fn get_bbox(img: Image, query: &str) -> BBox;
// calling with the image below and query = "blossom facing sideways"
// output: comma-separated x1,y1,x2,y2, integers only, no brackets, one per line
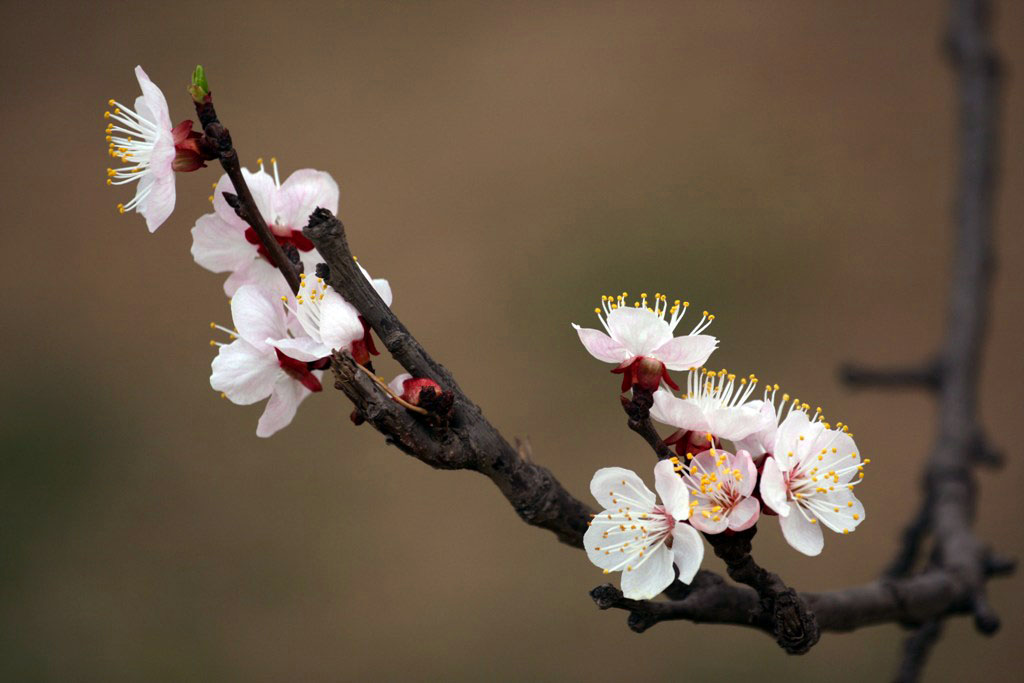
676,446,760,534
191,159,339,299
275,269,392,365
573,293,718,392
650,368,775,444
584,461,704,599
209,284,328,437
106,66,210,232
759,411,867,556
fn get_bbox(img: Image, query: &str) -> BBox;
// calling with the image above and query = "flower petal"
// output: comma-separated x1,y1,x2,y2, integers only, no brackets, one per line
779,508,824,556
590,467,655,510
191,213,253,273
210,339,280,405
137,164,175,233
650,334,718,371
268,336,331,363
231,285,287,350
388,373,412,396
620,544,675,599
759,457,791,516
649,389,709,432
133,66,172,131
605,308,672,356
653,459,690,521
705,403,775,441
276,169,340,227
671,523,704,584
316,290,365,350
727,496,760,531
572,325,632,364
733,450,759,497
213,167,276,228
256,374,316,438
810,490,865,535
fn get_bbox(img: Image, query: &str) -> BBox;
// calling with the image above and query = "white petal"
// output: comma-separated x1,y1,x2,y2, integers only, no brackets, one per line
191,212,252,273
650,334,718,371
223,259,292,300
705,403,775,441
276,169,340,227
389,373,412,395
653,460,690,521
256,375,314,438
572,324,631,364
231,285,287,350
213,167,276,228
138,161,175,233
268,336,331,362
620,544,675,599
759,457,791,516
671,523,704,584
210,339,280,405
727,496,760,531
134,66,172,130
605,307,672,356
810,490,865,535
317,290,364,350
779,507,824,556
590,467,656,510
649,389,709,432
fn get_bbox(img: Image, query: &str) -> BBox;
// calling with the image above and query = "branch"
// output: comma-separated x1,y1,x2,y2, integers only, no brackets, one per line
840,361,941,391
304,209,592,547
621,387,672,460
194,94,301,294
895,620,944,683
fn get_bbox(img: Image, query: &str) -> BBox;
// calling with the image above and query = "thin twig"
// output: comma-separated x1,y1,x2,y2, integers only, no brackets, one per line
193,94,301,294
353,361,429,414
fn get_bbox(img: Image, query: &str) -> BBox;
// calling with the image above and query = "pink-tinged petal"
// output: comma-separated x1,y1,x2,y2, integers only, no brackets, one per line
688,505,729,534
572,325,632,364
732,400,777,457
317,290,364,349
759,457,791,516
223,259,292,300
779,508,824,556
590,467,655,510
268,336,331,363
137,167,175,233
256,375,314,438
811,429,861,484
191,212,253,272
210,339,280,405
728,496,760,531
705,402,775,441
231,285,287,350
653,460,690,521
212,167,276,227
276,169,340,227
733,450,759,497
650,389,709,432
389,373,412,396
671,523,704,584
620,545,675,599
651,334,718,371
773,411,814,472
606,308,672,356
812,490,865,535
133,66,172,131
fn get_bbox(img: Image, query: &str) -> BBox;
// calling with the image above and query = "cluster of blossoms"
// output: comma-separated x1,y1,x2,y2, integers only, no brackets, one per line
107,66,396,437
108,66,869,602
575,293,868,599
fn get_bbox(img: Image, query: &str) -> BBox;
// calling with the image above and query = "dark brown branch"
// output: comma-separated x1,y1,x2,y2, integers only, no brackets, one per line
840,361,941,391
305,209,592,547
705,528,819,653
293,0,1011,651
194,95,301,294
622,387,671,460
895,621,944,683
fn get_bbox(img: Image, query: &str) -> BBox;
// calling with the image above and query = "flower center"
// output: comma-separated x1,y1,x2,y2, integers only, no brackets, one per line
682,367,761,411
592,291,714,336
244,226,315,262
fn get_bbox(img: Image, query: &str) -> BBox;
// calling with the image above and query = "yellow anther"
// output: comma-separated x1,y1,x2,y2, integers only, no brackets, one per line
853,514,860,520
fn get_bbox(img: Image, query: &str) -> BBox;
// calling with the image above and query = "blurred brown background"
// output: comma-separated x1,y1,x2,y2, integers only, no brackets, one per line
1,0,1021,680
